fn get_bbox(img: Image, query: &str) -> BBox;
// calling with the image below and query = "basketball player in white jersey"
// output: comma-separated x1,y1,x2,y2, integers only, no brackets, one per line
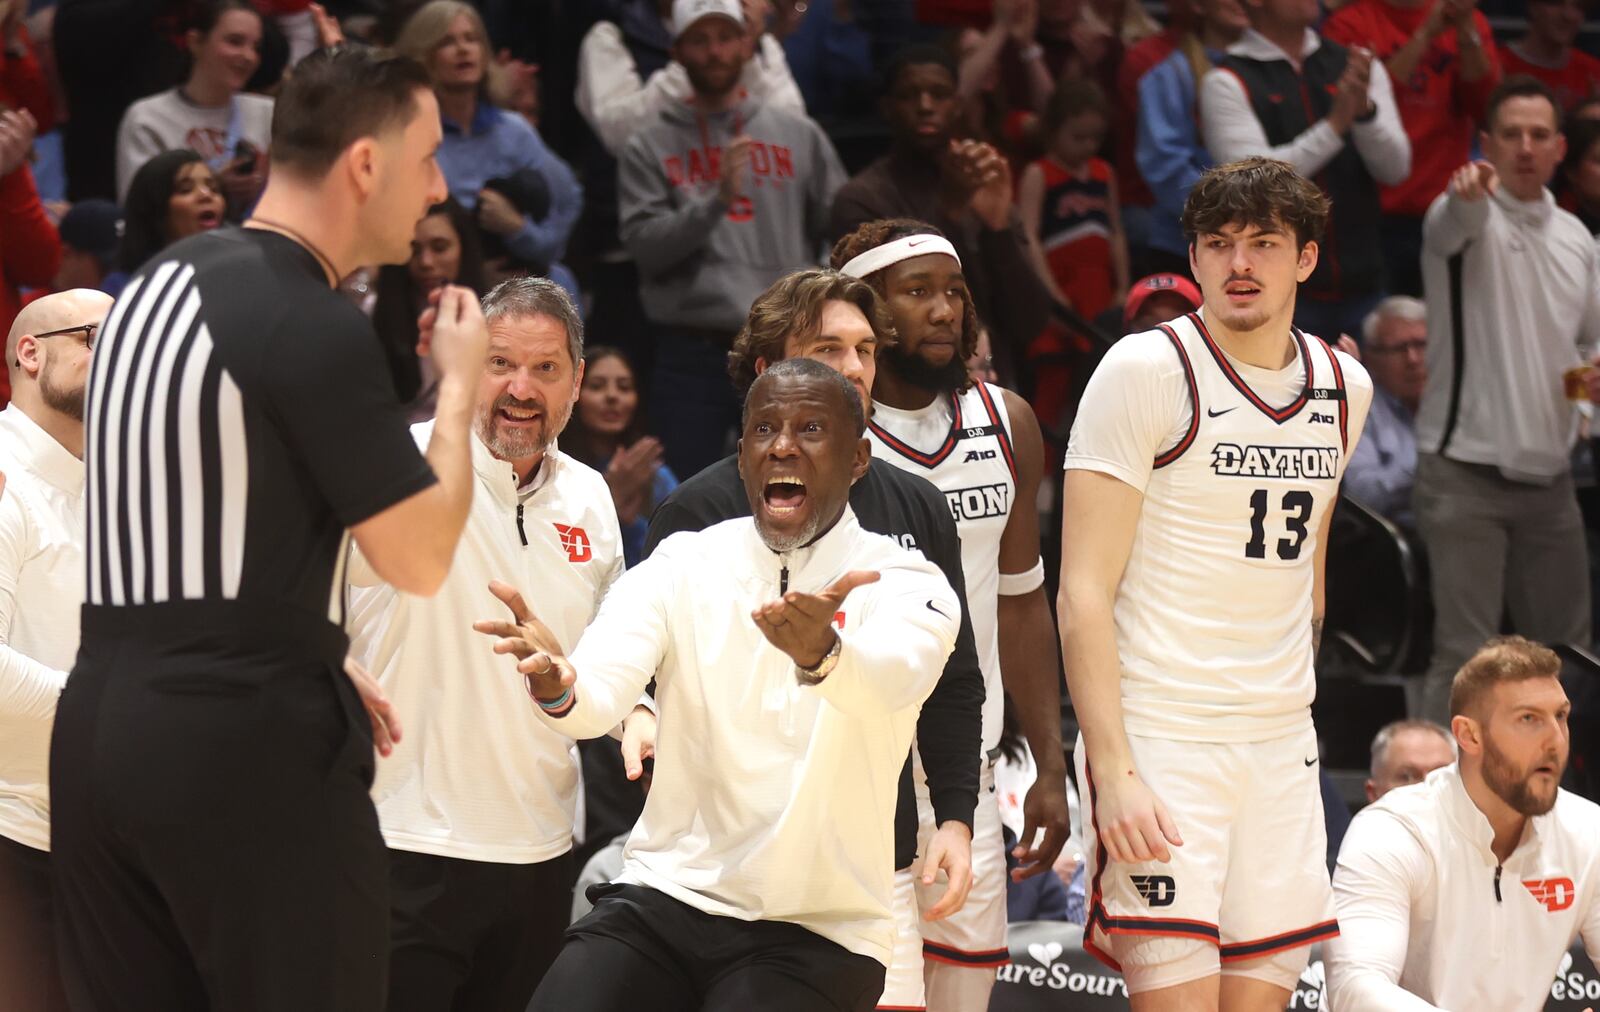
1058,157,1373,1011
835,219,1070,1012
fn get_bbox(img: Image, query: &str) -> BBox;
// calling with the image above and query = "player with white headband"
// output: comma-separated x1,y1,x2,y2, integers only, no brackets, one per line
834,218,1069,1012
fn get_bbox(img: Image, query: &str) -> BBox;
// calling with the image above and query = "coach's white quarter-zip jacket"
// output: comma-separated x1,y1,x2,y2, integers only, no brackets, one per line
1327,763,1600,1011
540,508,960,965
348,423,623,864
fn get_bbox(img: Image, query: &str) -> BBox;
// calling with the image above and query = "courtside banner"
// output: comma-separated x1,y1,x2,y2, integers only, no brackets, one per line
988,922,1600,1011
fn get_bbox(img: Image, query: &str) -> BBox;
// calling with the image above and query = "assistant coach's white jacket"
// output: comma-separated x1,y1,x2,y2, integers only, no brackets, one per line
348,424,623,864
539,508,959,965
1327,763,1600,1011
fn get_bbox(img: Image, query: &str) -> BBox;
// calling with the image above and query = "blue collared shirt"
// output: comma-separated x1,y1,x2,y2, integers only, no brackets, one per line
437,102,584,269
1344,386,1417,525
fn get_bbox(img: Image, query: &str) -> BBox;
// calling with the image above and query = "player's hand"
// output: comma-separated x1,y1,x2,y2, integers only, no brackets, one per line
343,656,401,758
1094,770,1183,864
422,284,490,383
620,704,657,793
919,820,974,921
1449,160,1498,202
751,570,880,670
473,579,575,703
719,135,754,205
1012,775,1071,880
1336,333,1361,361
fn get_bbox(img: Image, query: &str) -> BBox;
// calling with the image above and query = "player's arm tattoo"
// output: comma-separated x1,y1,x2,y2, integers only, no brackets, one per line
1312,616,1324,655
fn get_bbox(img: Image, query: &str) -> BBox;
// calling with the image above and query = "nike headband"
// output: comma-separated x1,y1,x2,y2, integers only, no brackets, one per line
840,234,961,279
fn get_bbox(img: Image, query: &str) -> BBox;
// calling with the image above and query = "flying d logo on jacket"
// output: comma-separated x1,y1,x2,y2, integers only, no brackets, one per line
552,524,592,563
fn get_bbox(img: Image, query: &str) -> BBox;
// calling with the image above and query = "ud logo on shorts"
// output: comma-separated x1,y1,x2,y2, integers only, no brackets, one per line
1129,874,1177,907
552,523,592,564
1524,877,1577,912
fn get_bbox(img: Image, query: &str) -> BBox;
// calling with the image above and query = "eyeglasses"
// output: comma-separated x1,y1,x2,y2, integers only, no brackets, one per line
34,323,99,350
1368,339,1426,357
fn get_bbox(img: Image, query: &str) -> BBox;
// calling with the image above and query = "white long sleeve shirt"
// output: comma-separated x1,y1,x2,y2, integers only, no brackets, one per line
1200,28,1410,186
347,426,623,864
541,509,959,964
1415,185,1600,483
0,405,85,852
575,21,805,157
1327,764,1600,1011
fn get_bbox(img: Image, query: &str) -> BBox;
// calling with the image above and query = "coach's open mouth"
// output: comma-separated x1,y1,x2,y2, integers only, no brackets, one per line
762,475,807,518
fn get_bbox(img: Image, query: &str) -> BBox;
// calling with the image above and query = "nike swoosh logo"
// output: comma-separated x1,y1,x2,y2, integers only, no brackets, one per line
907,237,931,247
926,600,950,619
1207,406,1237,418
1304,757,1318,767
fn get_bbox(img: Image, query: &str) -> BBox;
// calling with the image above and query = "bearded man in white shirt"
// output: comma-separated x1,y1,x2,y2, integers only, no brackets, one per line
0,288,111,1012
1328,635,1600,1011
477,358,961,1012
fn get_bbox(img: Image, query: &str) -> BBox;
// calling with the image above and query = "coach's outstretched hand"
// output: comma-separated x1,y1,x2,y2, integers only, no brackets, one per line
1095,772,1184,865
751,570,880,671
473,579,575,704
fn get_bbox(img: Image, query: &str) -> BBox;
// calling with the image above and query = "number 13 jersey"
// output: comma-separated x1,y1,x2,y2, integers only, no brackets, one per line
1064,311,1372,743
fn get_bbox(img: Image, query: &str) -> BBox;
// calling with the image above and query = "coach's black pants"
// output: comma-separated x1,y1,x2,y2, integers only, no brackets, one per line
387,848,574,1012
50,604,387,1012
0,833,69,1011
532,883,886,1012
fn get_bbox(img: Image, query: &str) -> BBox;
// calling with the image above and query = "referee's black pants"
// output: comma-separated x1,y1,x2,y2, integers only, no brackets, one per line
386,848,574,1012
0,833,70,1012
49,605,388,1012
531,883,886,1012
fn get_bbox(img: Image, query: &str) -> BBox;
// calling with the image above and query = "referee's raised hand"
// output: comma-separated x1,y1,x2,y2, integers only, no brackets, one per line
416,284,490,383
473,579,574,703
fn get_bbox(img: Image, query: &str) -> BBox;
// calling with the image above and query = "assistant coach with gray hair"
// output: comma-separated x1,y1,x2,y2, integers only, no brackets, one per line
348,277,656,1012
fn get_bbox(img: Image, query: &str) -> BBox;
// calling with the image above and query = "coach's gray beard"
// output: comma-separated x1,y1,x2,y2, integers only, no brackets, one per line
477,394,570,462
40,368,85,422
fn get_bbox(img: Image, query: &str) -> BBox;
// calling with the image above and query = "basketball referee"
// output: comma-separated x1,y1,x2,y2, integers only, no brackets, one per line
49,48,490,1012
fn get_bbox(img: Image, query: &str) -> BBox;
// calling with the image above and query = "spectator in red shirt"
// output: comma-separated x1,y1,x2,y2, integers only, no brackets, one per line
1500,0,1600,115
1324,0,1501,298
0,5,55,133
0,109,62,409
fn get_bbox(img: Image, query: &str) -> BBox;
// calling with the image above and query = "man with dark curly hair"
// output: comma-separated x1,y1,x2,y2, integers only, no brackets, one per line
832,217,1069,1012
1059,157,1373,1010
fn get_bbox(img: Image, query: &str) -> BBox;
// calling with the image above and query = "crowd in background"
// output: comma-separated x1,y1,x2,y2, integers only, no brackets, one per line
2,0,1598,921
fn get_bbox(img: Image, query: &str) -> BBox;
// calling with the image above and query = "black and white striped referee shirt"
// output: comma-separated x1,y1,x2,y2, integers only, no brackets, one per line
79,227,436,660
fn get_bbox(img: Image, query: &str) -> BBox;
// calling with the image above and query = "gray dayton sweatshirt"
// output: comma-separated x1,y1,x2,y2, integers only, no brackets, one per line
618,92,846,333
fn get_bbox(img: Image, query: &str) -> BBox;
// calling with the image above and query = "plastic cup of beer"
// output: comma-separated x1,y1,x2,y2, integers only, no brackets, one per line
1565,364,1596,403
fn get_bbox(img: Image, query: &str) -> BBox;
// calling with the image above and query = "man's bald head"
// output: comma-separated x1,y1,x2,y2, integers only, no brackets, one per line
8,289,111,439
7,289,113,371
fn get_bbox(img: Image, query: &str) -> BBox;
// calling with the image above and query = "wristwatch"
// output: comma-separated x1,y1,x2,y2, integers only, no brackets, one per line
794,633,842,686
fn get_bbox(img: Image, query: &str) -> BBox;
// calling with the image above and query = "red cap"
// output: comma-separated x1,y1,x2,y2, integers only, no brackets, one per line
1124,273,1202,328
